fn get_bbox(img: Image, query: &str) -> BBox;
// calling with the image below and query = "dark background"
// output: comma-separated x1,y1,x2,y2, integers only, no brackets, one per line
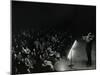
12,1,96,35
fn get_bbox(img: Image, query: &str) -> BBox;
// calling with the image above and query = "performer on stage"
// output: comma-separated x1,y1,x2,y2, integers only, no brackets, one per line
83,32,95,66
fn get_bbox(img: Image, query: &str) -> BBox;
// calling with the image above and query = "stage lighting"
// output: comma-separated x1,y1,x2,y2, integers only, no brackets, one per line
54,59,70,71
67,40,77,60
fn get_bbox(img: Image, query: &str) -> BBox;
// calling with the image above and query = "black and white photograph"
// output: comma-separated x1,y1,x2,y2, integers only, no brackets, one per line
12,0,96,74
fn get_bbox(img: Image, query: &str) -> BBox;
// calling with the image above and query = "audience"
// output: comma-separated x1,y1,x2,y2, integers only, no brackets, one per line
12,30,73,74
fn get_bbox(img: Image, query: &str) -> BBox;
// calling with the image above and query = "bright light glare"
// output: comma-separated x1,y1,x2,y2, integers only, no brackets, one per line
67,40,77,60
54,59,69,71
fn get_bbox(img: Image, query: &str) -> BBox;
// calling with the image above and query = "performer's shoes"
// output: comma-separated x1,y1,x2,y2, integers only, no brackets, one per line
86,62,92,67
